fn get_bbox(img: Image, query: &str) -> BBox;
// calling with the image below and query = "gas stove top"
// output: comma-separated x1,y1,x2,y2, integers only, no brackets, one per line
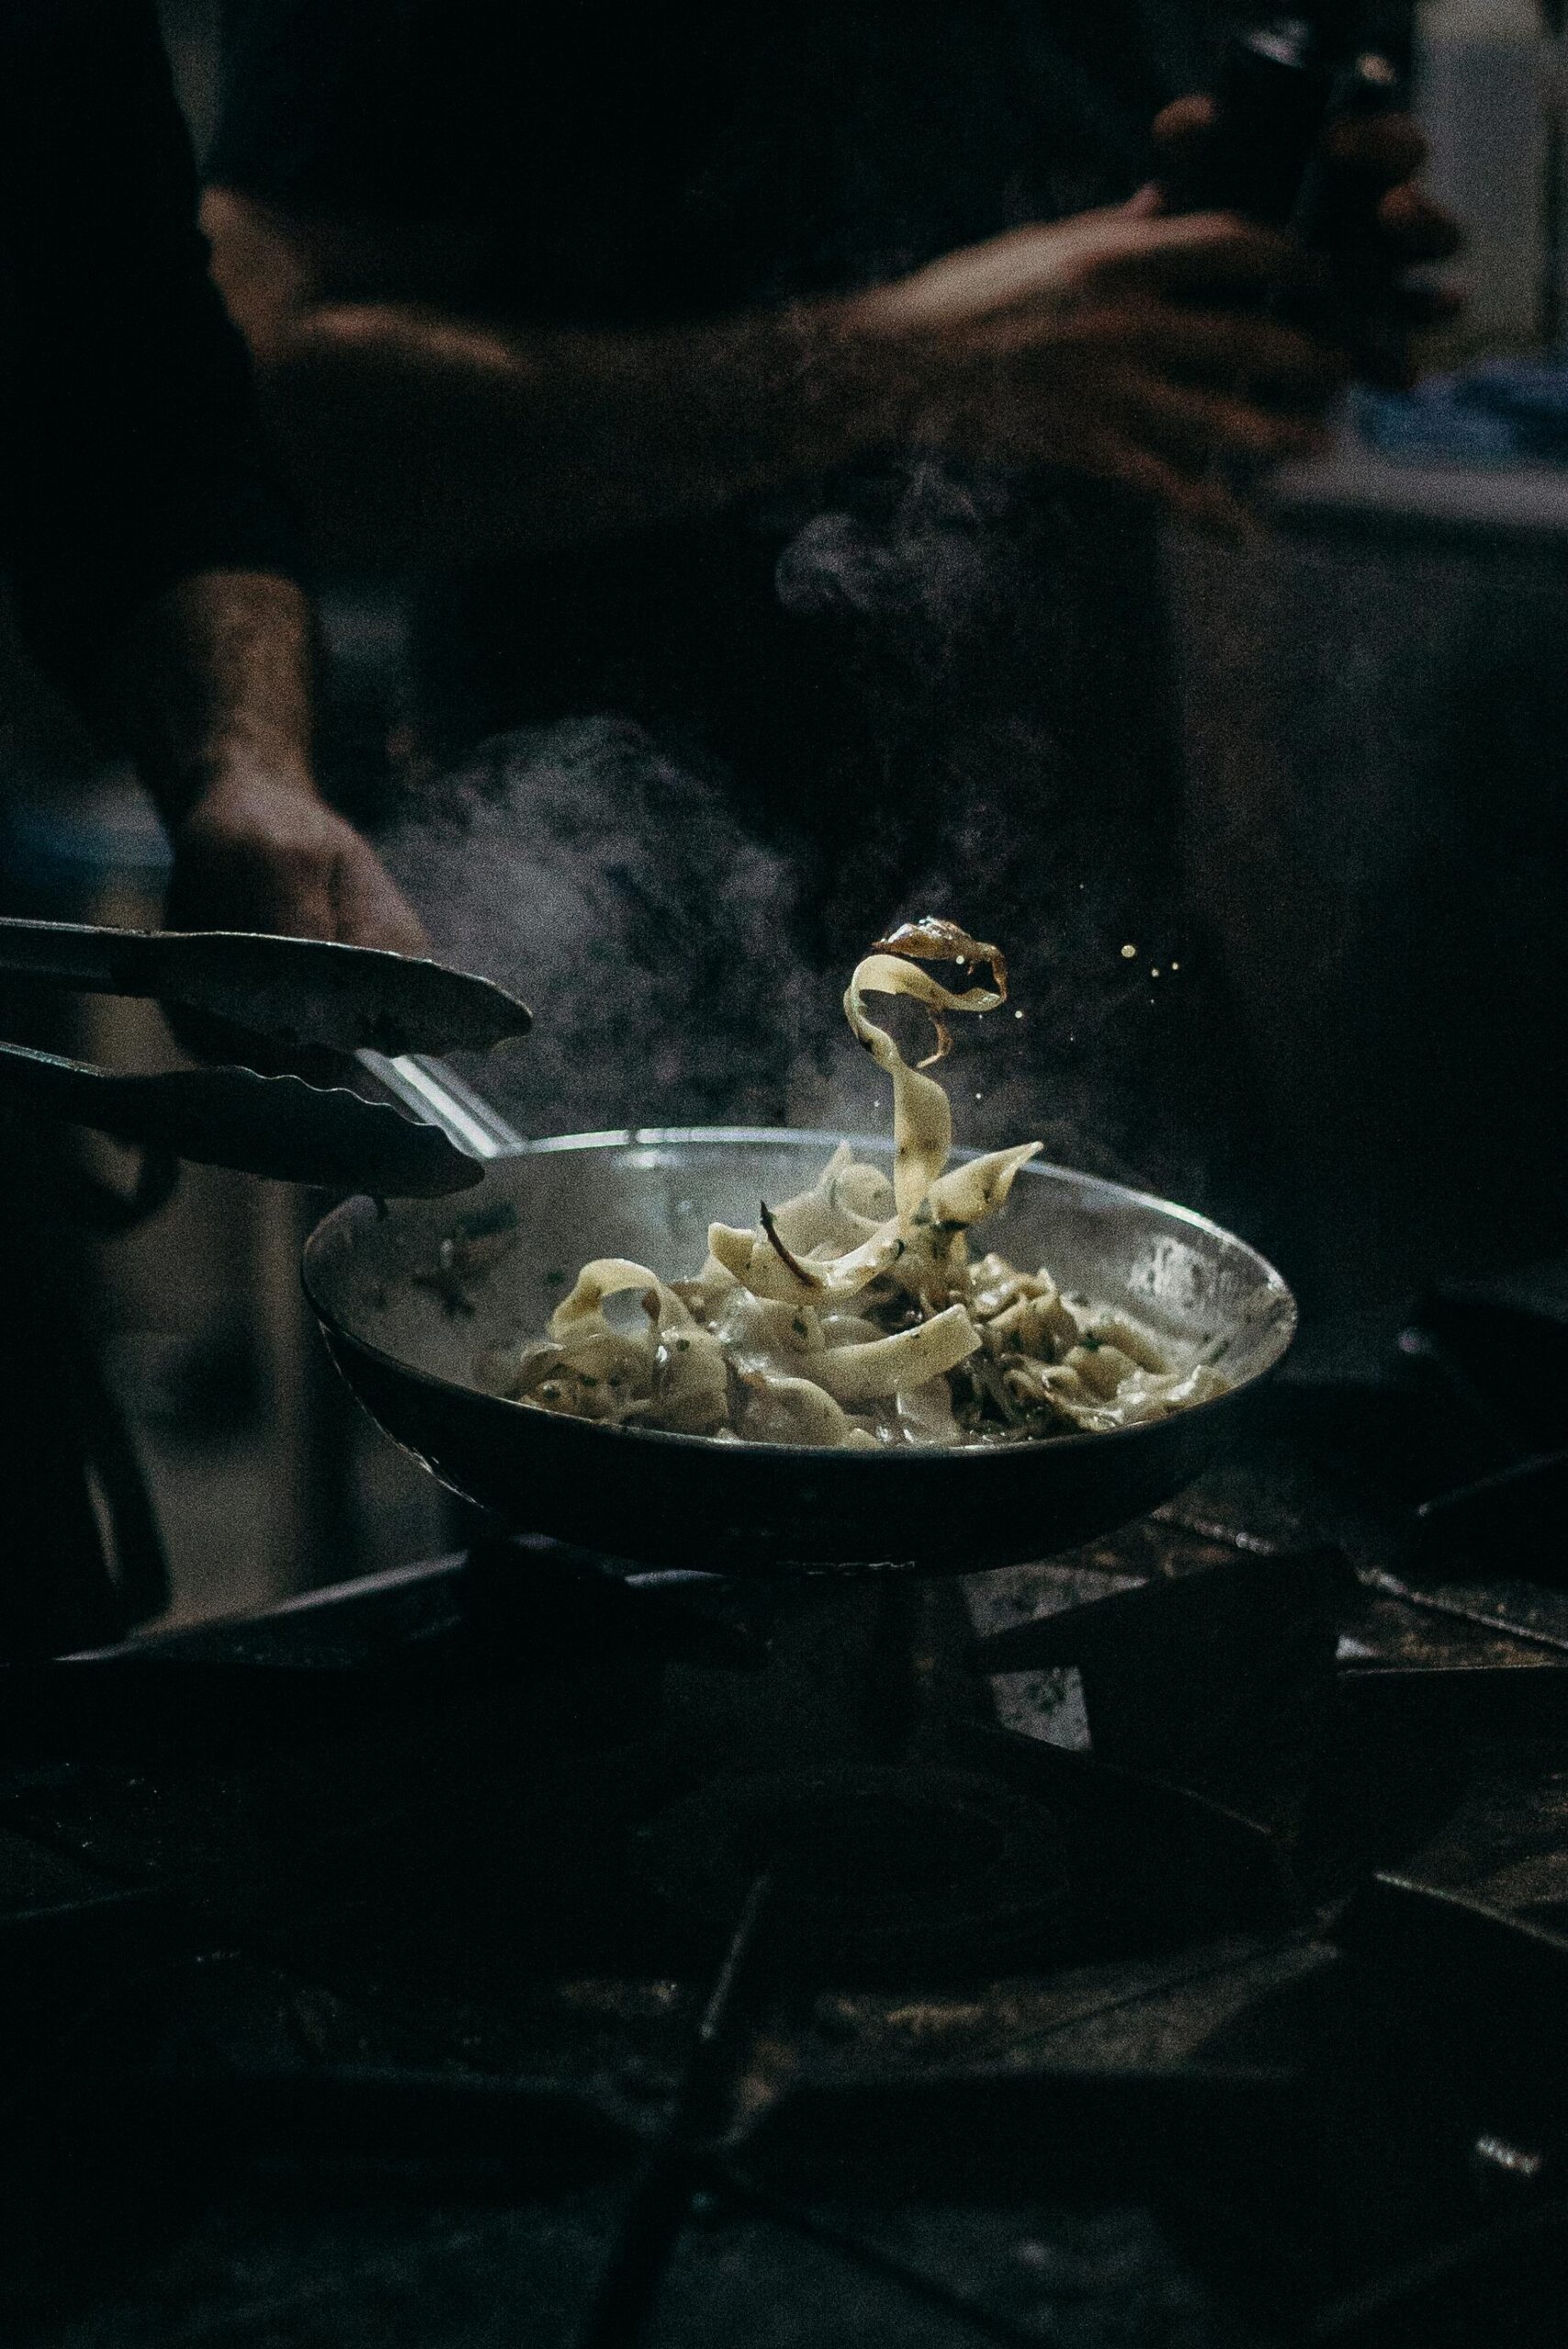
5,1268,1568,2347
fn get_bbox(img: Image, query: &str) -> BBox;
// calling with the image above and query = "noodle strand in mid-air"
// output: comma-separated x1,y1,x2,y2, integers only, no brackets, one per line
474,924,1229,1447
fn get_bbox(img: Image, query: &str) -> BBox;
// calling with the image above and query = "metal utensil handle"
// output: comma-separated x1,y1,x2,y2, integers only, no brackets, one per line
0,1041,480,1196
356,1051,526,1159
0,915,532,1058
0,916,121,992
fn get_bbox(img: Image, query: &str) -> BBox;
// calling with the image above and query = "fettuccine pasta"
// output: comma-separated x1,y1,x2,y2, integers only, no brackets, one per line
473,921,1229,1447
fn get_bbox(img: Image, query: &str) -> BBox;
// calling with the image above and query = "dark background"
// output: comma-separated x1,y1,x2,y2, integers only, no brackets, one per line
4,0,1565,1623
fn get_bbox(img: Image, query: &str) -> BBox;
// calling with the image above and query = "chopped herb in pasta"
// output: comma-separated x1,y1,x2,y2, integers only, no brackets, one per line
473,924,1229,1447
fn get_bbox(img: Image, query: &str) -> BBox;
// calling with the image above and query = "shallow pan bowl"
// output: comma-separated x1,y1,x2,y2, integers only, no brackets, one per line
303,1128,1296,1575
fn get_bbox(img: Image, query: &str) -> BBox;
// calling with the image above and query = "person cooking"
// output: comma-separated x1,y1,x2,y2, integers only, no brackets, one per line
202,3,1456,1186
2,0,424,952
0,0,425,1653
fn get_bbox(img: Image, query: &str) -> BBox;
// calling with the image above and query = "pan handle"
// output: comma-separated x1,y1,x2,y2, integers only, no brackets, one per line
355,1051,524,1159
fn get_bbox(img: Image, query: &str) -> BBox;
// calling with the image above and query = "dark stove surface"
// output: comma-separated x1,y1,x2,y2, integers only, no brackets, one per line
7,1275,1568,2348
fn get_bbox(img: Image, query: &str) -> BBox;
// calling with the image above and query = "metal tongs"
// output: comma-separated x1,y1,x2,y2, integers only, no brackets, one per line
0,915,530,1196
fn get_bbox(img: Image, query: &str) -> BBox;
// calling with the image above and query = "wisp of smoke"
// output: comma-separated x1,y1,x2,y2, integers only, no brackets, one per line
382,448,1239,1218
374,7,1253,1213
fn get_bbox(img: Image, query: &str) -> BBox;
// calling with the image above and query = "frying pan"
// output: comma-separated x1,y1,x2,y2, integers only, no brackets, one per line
303,1128,1296,1575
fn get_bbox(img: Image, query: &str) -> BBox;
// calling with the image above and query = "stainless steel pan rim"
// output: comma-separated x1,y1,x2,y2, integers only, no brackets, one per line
303,1128,1295,1579
306,1125,1295,1469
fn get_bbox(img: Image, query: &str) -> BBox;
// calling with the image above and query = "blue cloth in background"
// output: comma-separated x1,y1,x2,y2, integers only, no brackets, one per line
1354,360,1568,466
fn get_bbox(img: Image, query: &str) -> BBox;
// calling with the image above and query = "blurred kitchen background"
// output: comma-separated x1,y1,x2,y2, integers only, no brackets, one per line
2,0,1564,1625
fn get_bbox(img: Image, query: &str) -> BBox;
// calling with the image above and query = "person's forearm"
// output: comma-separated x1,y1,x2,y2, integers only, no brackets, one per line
99,568,427,954
99,570,318,829
249,300,906,565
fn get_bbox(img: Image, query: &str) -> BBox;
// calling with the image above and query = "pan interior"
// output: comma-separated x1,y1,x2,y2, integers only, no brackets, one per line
304,1128,1296,1430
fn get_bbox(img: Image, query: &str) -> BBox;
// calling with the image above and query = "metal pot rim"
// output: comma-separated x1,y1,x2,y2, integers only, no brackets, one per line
302,1125,1297,1469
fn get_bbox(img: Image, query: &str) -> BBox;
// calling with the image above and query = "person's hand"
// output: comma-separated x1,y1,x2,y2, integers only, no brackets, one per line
164,769,427,952
1153,96,1463,384
853,202,1349,534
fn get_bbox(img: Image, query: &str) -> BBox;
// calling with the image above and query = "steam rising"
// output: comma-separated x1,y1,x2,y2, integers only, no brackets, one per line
373,0,1253,1218
381,453,1236,1214
384,715,816,1133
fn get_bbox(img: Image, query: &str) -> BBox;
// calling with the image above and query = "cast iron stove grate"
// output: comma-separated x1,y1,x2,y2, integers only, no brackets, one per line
4,1266,1568,2343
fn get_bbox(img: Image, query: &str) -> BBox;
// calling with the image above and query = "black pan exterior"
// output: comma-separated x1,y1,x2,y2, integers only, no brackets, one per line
303,1130,1296,1576
310,1315,1269,1574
